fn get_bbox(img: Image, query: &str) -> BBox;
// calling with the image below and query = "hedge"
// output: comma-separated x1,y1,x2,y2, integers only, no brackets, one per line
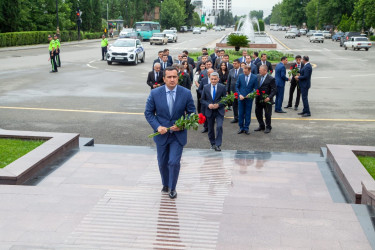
370,36,375,41
0,31,103,47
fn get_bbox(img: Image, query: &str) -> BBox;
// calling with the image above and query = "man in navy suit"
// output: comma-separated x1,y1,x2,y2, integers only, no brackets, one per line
252,52,261,66
153,50,164,69
274,56,290,113
145,67,196,199
227,59,243,123
210,47,219,63
163,49,174,65
235,65,257,135
160,54,172,71
238,50,248,63
245,55,258,75
146,63,164,90
285,55,304,110
182,50,195,69
198,68,214,133
295,56,312,117
200,72,226,151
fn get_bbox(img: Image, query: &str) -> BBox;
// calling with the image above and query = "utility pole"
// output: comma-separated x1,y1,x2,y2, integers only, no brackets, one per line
107,3,109,34
56,0,59,30
316,0,319,30
160,0,163,28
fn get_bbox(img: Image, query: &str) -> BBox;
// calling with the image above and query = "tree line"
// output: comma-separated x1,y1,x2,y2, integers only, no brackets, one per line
265,0,375,33
0,0,199,33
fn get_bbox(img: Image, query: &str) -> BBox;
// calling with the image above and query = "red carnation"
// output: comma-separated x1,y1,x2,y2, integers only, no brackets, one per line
262,91,265,94
198,113,206,124
256,89,260,93
234,92,239,99
201,74,204,78
181,72,185,76
225,109,228,112
290,66,293,70
154,82,158,85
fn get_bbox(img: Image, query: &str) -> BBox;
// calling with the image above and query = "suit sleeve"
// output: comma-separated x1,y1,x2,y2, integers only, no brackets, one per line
200,87,210,107
186,90,196,114
268,77,277,99
146,72,153,88
144,92,161,131
298,66,312,81
235,77,242,96
281,67,289,81
227,73,232,93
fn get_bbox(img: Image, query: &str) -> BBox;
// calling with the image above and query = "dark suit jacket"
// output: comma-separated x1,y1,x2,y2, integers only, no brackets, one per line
144,85,196,146
256,74,277,104
238,56,247,63
275,62,289,87
167,55,173,65
147,70,164,90
256,61,273,74
187,57,195,69
200,83,226,117
298,63,312,89
160,61,172,71
153,58,163,69
179,72,191,90
198,77,210,96
290,62,305,85
235,73,257,97
227,67,243,93
252,57,261,66
210,53,218,63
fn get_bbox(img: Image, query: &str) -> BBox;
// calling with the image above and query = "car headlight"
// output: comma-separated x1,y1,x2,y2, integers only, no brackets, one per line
128,49,134,53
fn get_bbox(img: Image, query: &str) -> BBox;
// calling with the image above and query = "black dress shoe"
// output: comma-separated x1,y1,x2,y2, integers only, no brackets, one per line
301,114,311,117
254,127,265,131
215,146,221,152
244,130,250,135
230,119,238,123
275,110,287,113
210,145,216,149
237,129,244,134
264,128,271,133
161,186,169,193
294,107,298,110
201,128,208,133
297,112,305,115
169,190,177,199
284,106,292,109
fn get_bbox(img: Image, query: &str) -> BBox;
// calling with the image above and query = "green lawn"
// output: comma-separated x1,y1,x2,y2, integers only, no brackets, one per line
0,138,45,168
358,156,375,180
189,49,294,64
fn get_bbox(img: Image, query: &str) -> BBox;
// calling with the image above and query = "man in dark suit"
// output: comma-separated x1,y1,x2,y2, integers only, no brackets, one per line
235,65,258,135
196,55,209,69
182,50,195,69
198,60,213,85
163,49,174,65
227,59,243,123
160,54,172,71
198,68,214,133
238,50,248,63
174,54,183,65
200,72,226,151
178,65,191,90
214,49,225,69
147,63,164,90
217,54,233,70
245,55,258,75
153,51,164,68
274,56,290,113
210,47,219,63
295,56,312,117
252,52,261,66
285,55,304,110
145,67,196,199
256,53,273,74
255,65,277,133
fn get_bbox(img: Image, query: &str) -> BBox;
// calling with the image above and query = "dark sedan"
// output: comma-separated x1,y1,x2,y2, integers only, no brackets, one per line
332,32,344,42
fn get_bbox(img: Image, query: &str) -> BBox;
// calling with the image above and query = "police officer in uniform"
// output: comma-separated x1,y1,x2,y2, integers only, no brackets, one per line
48,35,58,73
54,34,61,67
101,34,108,60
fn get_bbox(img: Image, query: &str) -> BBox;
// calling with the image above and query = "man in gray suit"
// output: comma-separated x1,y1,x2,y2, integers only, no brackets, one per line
227,59,243,123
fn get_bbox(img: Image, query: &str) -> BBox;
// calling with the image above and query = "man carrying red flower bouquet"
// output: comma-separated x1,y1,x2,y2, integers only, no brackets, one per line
285,55,304,110
255,65,277,133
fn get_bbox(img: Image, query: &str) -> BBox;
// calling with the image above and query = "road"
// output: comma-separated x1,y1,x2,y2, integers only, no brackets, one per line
0,28,374,153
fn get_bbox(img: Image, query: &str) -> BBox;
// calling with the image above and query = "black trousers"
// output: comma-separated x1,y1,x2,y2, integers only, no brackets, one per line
101,47,107,60
50,52,57,72
55,49,60,67
287,80,301,107
255,102,272,129
232,98,239,120
196,89,201,114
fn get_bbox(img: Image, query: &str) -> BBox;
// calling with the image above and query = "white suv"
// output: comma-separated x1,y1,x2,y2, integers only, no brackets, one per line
309,33,324,43
106,39,145,65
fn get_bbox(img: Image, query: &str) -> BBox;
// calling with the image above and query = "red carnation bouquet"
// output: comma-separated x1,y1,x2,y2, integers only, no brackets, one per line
178,72,185,86
288,65,299,77
148,113,206,138
258,90,271,104
219,91,237,111
154,82,159,88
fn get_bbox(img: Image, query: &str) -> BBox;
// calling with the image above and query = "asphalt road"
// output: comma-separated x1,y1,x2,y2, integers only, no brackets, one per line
0,28,374,153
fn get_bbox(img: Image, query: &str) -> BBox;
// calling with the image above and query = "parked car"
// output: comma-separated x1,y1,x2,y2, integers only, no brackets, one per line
200,26,207,32
119,31,143,41
193,27,201,34
306,30,316,37
170,27,177,31
187,26,193,32
149,33,168,45
119,28,134,37
180,26,188,32
282,26,288,31
162,29,178,43
332,32,344,41
285,31,296,39
220,26,226,31
344,37,372,51
214,26,221,32
106,38,145,65
323,31,332,39
309,33,324,43
299,29,307,35
290,28,301,37
340,32,361,47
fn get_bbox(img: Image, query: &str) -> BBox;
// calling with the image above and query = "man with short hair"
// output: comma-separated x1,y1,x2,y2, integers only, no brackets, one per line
101,34,108,61
274,56,290,113
252,51,261,65
145,67,196,199
285,55,304,110
48,34,58,73
210,47,219,63
255,65,277,133
198,68,214,133
174,54,183,65
197,55,208,69
200,72,226,151
227,59,243,123
218,54,233,70
295,56,312,117
256,53,273,74
198,60,213,85
236,65,257,135
163,49,173,65
153,51,164,68
245,55,257,75
147,63,164,90
161,54,172,71
238,50,248,63
198,48,208,61
214,49,225,69
182,50,195,69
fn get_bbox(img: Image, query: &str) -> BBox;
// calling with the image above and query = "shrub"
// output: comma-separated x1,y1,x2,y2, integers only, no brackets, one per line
227,34,250,51
370,36,375,41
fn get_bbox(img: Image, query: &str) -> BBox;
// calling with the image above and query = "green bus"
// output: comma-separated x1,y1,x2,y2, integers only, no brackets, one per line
134,21,161,40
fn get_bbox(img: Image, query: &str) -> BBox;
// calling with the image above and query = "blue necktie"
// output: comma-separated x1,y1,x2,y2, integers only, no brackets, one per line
245,76,249,85
260,76,265,87
167,91,174,116
213,86,216,100
235,69,238,78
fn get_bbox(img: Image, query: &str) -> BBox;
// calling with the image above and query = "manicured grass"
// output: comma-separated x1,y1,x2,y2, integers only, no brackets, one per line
358,156,375,180
189,49,294,64
0,138,45,168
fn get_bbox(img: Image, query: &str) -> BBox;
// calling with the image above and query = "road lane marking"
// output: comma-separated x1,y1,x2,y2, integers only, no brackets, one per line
0,106,374,122
87,59,99,69
312,76,333,79
351,74,375,77
267,32,291,50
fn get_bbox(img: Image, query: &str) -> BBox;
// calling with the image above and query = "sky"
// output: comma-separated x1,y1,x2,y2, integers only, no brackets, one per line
202,0,281,17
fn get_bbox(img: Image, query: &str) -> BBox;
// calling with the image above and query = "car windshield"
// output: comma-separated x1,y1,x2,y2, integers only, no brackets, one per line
113,40,135,47
356,37,368,41
163,30,174,34
124,32,138,37
135,23,151,31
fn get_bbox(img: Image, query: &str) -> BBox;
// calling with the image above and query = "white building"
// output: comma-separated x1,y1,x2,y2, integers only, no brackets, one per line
212,0,232,12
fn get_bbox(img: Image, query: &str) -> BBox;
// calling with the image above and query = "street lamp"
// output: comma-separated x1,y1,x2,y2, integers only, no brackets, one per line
56,0,59,36
160,0,163,28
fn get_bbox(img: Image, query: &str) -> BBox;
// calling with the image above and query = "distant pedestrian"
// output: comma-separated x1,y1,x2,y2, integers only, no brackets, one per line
54,34,61,67
48,35,57,73
101,34,108,60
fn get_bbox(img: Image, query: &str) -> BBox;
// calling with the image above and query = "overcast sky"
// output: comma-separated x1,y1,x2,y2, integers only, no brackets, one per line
202,0,281,17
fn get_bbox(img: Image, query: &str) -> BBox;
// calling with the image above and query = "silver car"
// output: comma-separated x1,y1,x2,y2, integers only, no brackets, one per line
106,39,145,65
285,31,296,39
193,27,201,34
150,33,168,45
162,30,178,43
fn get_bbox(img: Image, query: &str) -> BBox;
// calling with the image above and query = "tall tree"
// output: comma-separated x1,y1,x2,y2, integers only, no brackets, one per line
280,0,309,26
0,0,20,32
270,3,282,25
160,0,186,29
353,0,375,31
249,10,263,20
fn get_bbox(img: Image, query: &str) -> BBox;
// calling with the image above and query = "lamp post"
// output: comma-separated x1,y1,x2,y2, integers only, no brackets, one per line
160,0,163,28
56,0,59,35
316,0,320,30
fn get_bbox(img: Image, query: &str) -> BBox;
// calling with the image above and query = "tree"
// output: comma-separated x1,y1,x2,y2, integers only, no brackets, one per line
160,0,186,29
0,0,20,32
305,0,318,29
264,14,271,25
280,0,309,26
270,3,282,24
353,0,375,32
192,12,201,26
318,0,355,27
249,10,263,20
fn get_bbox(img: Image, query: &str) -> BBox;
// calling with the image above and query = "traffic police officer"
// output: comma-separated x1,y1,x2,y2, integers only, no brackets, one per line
101,34,108,60
48,35,58,73
54,34,61,67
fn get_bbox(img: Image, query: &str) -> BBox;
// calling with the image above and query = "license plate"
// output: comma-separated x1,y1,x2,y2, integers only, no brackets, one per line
115,57,123,60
